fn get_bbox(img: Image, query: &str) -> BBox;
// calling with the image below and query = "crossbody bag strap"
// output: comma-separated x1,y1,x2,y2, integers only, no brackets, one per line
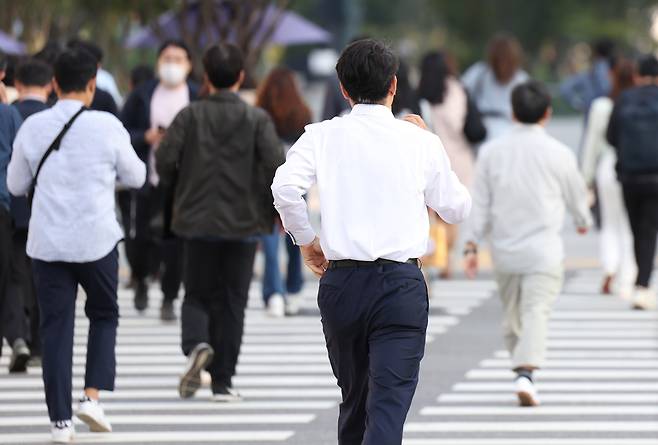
29,106,87,206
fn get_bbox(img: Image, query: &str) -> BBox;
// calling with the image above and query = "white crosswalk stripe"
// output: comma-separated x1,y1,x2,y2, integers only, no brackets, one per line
403,270,658,444
0,277,484,444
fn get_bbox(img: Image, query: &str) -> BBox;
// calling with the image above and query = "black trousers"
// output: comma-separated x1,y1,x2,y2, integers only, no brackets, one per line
622,182,658,287
3,229,36,351
32,247,119,422
0,206,11,357
318,262,428,445
181,239,257,390
131,186,183,302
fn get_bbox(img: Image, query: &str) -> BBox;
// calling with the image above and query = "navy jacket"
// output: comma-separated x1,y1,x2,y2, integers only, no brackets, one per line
11,99,49,228
0,104,23,212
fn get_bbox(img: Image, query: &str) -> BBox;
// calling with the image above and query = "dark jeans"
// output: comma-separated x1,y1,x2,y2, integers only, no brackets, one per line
261,225,304,303
131,185,183,302
0,206,11,357
3,229,36,352
33,247,119,422
622,181,658,287
318,262,428,445
181,239,257,390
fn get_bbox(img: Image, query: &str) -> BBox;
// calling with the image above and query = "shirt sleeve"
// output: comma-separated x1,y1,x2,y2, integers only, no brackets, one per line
464,149,492,244
271,129,317,246
114,119,146,189
580,101,607,185
7,121,32,197
560,150,593,229
424,136,472,224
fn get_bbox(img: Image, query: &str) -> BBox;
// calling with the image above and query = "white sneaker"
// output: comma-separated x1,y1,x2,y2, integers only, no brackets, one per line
51,420,75,443
515,376,540,407
266,294,285,318
632,287,657,310
76,396,112,432
211,385,243,402
285,294,301,316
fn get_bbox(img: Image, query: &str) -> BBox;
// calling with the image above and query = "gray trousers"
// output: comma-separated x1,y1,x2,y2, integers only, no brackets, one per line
495,267,563,369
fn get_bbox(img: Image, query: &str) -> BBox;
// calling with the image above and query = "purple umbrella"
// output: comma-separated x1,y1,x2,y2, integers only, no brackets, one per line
125,2,331,49
0,30,26,55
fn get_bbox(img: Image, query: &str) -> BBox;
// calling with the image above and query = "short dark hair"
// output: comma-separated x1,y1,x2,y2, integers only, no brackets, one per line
16,58,53,87
202,43,243,89
158,39,192,60
511,80,552,124
0,49,7,71
130,64,154,89
54,49,98,93
638,55,658,78
335,39,399,104
67,38,103,63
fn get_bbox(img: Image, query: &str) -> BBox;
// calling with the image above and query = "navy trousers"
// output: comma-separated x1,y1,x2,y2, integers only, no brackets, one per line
32,247,119,422
318,262,428,445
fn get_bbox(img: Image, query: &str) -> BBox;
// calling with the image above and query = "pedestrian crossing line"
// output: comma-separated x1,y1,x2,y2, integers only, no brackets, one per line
452,382,658,391
0,413,317,427
547,321,658,329
419,405,658,415
0,400,337,413
493,350,658,359
466,369,658,379
403,439,658,445
404,421,658,432
544,339,658,348
437,393,658,403
550,311,658,319
0,431,295,444
480,359,658,368
546,330,658,338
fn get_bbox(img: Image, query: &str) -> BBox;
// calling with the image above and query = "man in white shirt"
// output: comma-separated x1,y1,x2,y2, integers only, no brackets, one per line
464,80,591,407
7,48,146,443
271,39,471,445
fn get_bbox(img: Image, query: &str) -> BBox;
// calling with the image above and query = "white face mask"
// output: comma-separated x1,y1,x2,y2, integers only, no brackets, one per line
158,63,188,87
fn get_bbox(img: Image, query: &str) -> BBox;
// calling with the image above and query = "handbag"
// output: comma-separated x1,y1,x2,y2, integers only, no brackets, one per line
463,92,487,145
28,106,87,207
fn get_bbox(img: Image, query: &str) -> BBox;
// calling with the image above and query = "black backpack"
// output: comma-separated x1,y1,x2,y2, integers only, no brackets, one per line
616,90,658,175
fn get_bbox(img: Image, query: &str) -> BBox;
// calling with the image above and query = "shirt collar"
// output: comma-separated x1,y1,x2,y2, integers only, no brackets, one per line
512,122,545,133
55,98,87,109
350,104,394,118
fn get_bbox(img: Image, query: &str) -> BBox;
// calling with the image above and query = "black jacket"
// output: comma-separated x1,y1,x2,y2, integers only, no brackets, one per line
120,79,199,164
156,91,285,239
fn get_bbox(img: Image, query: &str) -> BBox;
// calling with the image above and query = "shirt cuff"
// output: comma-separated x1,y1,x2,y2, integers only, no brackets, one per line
286,227,317,246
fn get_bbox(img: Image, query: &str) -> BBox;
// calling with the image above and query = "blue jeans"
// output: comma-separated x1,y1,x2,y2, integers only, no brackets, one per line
261,226,304,303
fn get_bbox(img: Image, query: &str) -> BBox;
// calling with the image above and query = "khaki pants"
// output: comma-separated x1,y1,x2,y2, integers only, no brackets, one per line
495,267,563,369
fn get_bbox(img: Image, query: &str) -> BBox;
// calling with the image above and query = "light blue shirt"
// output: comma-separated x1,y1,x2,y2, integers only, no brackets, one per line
7,99,146,262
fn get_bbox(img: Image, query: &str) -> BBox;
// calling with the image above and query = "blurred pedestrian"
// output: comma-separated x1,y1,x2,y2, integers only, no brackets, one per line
272,39,471,445
255,67,311,317
7,48,145,443
391,61,420,117
581,58,637,298
0,49,10,104
560,38,616,116
606,55,658,311
130,64,154,91
4,58,53,372
121,40,198,320
462,33,528,141
156,43,284,402
465,80,591,407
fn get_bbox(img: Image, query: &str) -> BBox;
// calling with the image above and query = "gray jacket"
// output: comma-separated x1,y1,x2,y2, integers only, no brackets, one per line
156,91,285,239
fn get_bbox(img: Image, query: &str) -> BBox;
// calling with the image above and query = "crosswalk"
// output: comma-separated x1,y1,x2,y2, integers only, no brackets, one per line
403,269,658,444
0,276,488,444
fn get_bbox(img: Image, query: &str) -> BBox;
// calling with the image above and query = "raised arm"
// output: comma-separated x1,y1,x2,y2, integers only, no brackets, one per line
271,129,317,246
424,136,472,224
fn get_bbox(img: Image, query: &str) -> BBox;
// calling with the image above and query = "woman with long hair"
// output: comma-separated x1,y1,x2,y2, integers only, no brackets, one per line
462,32,529,141
581,58,637,298
417,51,477,279
255,67,312,317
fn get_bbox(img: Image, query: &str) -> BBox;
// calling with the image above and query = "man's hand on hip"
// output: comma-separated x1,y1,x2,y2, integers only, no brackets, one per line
301,237,329,278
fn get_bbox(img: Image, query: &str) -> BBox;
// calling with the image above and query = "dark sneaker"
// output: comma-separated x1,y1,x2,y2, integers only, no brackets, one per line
211,385,242,403
178,343,214,399
160,300,176,321
9,339,31,373
134,281,148,312
27,355,42,368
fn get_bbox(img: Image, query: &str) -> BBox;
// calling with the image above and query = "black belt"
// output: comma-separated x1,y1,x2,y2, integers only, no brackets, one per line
328,258,419,269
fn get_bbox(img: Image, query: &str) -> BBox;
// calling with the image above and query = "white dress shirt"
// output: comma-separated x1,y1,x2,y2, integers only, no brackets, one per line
7,99,146,263
466,124,592,274
271,104,472,262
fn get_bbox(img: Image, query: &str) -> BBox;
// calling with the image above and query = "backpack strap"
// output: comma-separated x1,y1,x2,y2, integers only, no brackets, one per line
28,106,87,206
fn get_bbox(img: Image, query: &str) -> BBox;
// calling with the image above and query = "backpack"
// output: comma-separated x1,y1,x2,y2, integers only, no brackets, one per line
616,91,658,175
